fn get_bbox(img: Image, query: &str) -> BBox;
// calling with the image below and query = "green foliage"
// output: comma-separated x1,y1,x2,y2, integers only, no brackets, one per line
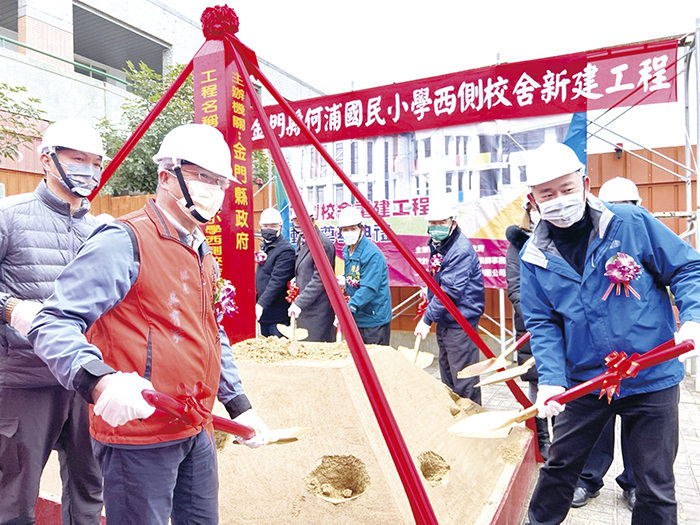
252,149,270,184
0,83,44,166
96,61,194,195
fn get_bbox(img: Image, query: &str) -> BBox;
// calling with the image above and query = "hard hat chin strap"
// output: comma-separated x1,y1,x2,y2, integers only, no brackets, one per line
172,165,208,224
50,150,82,197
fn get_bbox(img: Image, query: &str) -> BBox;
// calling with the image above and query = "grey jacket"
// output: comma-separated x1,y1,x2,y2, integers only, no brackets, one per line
0,181,97,387
295,226,336,342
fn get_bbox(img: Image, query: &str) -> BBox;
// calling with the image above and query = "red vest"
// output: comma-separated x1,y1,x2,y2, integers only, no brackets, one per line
87,201,221,445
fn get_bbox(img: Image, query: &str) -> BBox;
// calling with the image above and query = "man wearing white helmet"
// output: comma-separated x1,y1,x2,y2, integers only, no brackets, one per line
255,207,295,337
289,203,336,342
520,142,700,525
337,207,392,345
414,195,484,403
28,124,269,524
598,176,643,206
0,118,104,524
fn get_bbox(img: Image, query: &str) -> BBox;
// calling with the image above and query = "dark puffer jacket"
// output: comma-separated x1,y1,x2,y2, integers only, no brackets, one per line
505,224,537,382
0,181,98,387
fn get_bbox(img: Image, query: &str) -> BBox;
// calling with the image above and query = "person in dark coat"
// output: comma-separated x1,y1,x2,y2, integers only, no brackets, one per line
255,208,295,337
288,205,336,342
414,196,484,404
505,198,551,459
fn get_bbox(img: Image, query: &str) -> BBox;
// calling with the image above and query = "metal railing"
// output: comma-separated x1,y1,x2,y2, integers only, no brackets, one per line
0,35,130,87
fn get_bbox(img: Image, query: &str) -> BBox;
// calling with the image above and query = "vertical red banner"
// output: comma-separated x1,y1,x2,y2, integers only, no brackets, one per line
193,39,255,342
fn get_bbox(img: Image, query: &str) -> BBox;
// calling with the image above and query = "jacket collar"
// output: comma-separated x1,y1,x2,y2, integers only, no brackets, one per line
522,195,614,269
35,179,91,218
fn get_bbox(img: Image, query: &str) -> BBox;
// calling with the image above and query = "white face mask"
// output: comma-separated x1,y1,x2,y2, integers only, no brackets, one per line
342,230,361,246
171,179,225,222
538,190,586,228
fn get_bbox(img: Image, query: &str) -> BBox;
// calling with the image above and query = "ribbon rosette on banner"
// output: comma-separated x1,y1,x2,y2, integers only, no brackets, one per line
601,252,642,301
429,253,442,275
214,278,238,318
254,250,267,265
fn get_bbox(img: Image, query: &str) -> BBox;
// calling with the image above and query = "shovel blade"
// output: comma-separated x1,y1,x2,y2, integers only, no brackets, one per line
475,357,536,387
397,347,434,369
268,426,312,444
457,358,496,379
448,410,519,439
277,324,309,341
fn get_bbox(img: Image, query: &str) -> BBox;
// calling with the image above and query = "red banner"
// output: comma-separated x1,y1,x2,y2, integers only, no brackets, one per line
251,40,677,149
194,40,255,342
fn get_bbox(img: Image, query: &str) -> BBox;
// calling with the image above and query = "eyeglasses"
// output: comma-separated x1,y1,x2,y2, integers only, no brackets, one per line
178,166,230,190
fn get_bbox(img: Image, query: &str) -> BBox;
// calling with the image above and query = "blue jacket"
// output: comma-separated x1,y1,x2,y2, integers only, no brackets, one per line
520,196,700,397
423,225,484,327
343,235,392,328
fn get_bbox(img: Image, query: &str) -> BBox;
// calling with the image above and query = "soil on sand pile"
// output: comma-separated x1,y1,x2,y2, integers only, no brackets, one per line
216,337,534,525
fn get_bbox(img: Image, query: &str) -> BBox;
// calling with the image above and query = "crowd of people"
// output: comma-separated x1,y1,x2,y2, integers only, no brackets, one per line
1,119,697,525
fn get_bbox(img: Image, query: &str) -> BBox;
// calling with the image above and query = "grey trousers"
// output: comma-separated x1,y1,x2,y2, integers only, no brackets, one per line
436,323,482,404
0,386,103,525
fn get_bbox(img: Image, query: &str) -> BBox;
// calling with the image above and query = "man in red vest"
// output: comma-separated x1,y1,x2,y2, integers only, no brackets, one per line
29,124,269,524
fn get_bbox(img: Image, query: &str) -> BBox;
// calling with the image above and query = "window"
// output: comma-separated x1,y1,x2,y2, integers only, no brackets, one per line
316,185,325,204
445,136,453,156
367,141,373,174
335,143,344,166
425,174,429,197
445,172,454,193
414,174,420,196
320,145,328,178
334,184,344,204
351,141,358,175
307,186,314,203
424,138,431,158
384,141,389,173
367,182,373,202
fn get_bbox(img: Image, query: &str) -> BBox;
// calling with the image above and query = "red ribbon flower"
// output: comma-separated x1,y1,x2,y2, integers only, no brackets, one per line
254,250,267,265
285,282,300,304
602,252,641,301
429,253,442,275
413,297,428,320
599,350,642,402
214,278,237,318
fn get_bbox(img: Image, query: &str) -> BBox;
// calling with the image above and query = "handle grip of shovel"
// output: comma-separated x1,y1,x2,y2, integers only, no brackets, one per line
142,389,256,440
547,339,694,407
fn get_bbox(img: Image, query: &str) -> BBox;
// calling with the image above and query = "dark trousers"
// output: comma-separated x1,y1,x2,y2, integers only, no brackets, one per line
260,322,285,337
0,386,103,525
93,430,218,525
528,385,679,525
358,322,391,346
436,322,481,404
577,415,636,492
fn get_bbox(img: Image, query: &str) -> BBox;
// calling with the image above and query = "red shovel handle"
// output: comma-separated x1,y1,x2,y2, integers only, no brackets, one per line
142,389,256,440
549,339,694,406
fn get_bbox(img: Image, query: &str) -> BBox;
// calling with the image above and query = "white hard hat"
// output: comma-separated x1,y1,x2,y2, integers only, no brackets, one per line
290,199,316,220
38,119,106,158
153,124,236,181
527,142,585,187
426,195,458,221
598,177,642,204
260,207,283,225
337,207,363,228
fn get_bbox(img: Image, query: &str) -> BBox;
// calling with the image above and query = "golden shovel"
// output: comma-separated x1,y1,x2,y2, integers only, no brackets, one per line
457,332,530,379
474,357,536,388
277,316,308,355
397,335,434,369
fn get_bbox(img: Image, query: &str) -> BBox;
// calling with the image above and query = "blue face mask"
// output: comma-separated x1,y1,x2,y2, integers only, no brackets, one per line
51,153,102,197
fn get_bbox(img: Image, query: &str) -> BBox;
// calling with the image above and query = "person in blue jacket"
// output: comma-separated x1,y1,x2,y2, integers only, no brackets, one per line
414,196,485,403
337,207,392,345
521,142,700,525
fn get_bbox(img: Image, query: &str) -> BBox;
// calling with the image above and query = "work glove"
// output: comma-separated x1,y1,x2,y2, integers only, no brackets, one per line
10,300,43,337
535,385,566,419
255,303,263,321
288,303,302,319
333,316,339,327
337,275,346,289
289,277,296,288
233,409,270,448
419,287,428,301
93,372,156,427
675,320,700,362
414,320,431,340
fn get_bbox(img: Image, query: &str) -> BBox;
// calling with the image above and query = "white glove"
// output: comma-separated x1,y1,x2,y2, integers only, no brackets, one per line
233,409,269,448
288,303,302,319
337,275,346,289
535,385,566,418
93,372,156,427
419,287,428,300
675,320,700,362
289,277,296,288
255,303,263,321
10,300,43,337
414,320,431,339
333,316,339,327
